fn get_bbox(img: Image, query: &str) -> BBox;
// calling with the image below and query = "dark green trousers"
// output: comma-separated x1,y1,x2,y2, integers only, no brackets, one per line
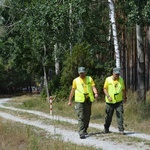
104,101,124,132
75,101,92,135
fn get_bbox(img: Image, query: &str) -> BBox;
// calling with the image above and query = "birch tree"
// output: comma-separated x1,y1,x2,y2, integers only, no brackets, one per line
0,1,5,37
69,2,73,55
43,45,50,101
108,0,120,68
54,43,60,75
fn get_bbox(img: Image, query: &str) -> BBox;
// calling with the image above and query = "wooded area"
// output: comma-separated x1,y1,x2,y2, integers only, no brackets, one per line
0,0,150,102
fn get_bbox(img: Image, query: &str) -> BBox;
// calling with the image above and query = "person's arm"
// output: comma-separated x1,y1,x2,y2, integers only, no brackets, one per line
103,88,112,101
92,86,98,99
68,88,75,106
103,88,109,97
103,78,112,101
68,79,76,106
90,77,98,99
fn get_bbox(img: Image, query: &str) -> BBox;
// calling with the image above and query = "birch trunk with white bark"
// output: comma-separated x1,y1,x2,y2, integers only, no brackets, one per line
69,3,73,55
54,43,60,75
43,45,50,102
108,0,120,68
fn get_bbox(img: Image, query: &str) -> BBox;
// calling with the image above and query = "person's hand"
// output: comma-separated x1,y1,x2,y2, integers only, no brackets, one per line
68,101,72,106
95,93,98,99
108,96,112,101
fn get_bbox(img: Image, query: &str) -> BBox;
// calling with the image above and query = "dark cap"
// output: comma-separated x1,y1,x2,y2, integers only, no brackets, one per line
113,68,120,74
78,67,85,74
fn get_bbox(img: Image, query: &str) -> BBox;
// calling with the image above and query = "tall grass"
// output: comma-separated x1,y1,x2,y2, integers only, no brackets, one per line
123,91,150,133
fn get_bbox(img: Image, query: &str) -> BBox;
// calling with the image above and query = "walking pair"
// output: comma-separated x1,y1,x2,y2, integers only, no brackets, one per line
68,67,127,139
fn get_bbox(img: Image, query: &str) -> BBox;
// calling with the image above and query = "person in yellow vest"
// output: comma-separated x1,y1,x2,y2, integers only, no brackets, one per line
103,68,127,135
68,67,98,139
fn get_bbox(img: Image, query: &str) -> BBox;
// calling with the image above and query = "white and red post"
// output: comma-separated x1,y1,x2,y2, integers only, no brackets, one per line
49,96,53,115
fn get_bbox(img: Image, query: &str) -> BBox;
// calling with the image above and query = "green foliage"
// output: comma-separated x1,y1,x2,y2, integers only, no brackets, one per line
125,0,150,25
0,0,114,97
60,43,93,87
49,76,60,95
55,85,71,101
40,87,47,100
94,76,105,100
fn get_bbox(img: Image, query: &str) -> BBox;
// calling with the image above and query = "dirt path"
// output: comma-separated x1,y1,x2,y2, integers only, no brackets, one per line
0,98,150,150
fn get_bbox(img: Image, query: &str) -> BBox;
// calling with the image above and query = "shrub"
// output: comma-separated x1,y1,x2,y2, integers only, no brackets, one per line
40,87,47,100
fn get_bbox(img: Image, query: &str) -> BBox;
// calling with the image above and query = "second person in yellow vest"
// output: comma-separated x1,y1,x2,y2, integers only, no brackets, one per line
103,68,127,135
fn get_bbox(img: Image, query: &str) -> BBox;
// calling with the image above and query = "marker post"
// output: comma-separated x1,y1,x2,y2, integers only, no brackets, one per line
49,96,53,115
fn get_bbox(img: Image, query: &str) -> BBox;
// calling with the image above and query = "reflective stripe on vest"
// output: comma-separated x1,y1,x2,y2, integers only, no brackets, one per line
75,76,94,102
105,76,123,104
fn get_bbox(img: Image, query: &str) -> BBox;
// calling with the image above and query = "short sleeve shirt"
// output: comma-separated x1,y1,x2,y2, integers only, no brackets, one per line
72,76,95,93
103,76,125,90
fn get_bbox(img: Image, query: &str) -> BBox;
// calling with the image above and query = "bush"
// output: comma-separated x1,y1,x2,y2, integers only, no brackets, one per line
55,85,71,101
60,42,93,88
93,76,105,100
40,87,47,100
49,75,60,95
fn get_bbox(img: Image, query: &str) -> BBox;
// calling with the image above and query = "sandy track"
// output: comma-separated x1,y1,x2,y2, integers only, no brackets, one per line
0,98,150,150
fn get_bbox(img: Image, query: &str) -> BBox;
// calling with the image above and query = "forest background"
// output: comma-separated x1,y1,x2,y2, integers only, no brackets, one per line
0,0,150,103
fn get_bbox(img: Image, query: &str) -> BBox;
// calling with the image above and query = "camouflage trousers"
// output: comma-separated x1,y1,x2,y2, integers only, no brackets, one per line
75,100,92,135
104,101,124,132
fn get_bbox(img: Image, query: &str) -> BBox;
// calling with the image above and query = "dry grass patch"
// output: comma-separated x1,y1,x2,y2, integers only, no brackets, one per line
0,117,97,150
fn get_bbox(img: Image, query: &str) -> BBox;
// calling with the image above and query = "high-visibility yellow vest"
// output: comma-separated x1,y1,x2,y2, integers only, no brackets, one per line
105,76,124,104
75,76,94,102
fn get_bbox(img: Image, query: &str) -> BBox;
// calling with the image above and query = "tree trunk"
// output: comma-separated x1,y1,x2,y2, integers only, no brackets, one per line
108,24,112,41
148,27,150,89
43,45,50,102
133,27,137,91
136,24,145,102
54,43,60,75
145,26,150,90
108,0,120,68
121,14,126,84
69,2,73,55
